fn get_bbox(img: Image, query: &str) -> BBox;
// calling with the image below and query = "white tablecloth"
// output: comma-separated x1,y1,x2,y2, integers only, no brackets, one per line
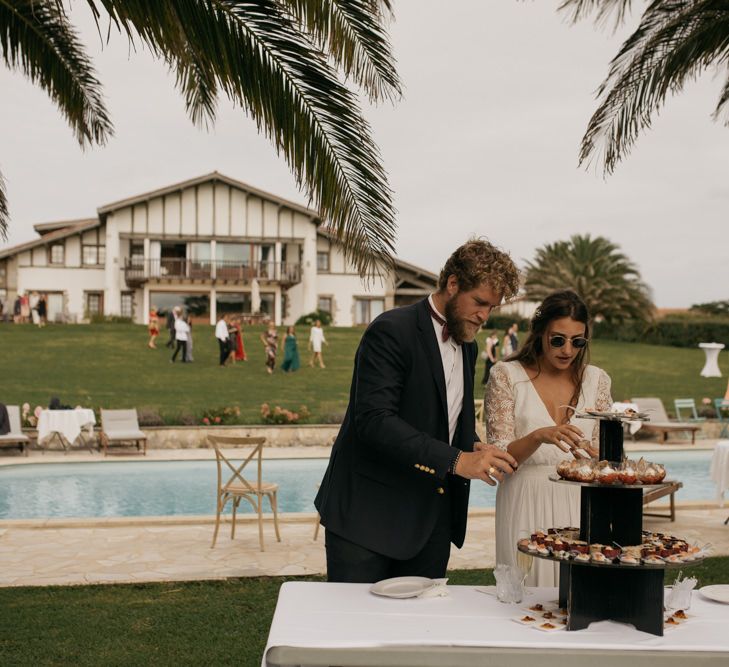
263,582,729,666
710,441,729,506
37,409,96,445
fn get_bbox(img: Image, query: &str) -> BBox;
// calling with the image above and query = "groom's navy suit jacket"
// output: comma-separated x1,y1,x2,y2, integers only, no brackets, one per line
314,298,478,560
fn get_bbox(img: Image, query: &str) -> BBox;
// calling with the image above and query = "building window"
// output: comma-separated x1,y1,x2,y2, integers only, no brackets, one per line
50,243,65,265
317,251,330,273
85,292,103,316
120,292,133,318
82,245,106,266
130,243,144,266
318,296,332,314
354,298,384,325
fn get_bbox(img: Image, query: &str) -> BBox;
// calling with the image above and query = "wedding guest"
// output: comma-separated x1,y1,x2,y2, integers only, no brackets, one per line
315,239,520,583
171,308,189,362
281,326,301,372
13,296,21,323
260,322,278,374
38,294,47,326
20,293,30,323
485,290,612,587
308,319,328,368
233,317,247,361
227,317,240,365
164,308,177,348
481,329,500,385
185,315,194,362
148,308,160,349
215,313,230,366
509,322,519,353
501,327,513,358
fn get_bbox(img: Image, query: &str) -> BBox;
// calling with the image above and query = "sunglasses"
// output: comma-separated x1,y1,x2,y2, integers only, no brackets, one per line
549,335,588,349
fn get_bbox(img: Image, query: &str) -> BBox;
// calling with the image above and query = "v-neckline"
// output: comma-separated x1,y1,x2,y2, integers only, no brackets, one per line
516,361,577,426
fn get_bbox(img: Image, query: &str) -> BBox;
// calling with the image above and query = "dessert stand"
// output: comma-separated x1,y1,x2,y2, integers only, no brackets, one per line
517,414,702,637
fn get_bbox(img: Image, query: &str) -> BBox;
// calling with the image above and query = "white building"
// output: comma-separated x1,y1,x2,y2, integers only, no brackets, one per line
0,173,437,326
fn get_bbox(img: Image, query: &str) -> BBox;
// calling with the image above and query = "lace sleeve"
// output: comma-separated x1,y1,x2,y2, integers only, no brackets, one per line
484,363,516,451
591,369,614,447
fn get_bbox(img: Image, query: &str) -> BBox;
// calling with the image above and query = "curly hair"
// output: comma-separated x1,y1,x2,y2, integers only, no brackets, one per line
438,238,520,301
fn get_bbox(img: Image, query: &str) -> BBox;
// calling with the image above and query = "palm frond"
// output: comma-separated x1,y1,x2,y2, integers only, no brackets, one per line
0,0,112,146
0,169,8,240
277,0,402,102
713,69,729,123
559,0,637,30
577,1,729,173
89,0,396,278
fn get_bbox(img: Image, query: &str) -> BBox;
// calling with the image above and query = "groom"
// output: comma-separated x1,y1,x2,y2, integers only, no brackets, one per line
315,239,521,583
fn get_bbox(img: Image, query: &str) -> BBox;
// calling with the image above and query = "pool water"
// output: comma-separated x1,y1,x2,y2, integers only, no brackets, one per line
0,450,715,520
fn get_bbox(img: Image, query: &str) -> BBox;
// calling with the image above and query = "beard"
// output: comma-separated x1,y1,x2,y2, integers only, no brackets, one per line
444,295,472,345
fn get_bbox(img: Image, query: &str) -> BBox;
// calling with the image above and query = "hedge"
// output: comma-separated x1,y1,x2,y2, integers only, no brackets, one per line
593,317,729,349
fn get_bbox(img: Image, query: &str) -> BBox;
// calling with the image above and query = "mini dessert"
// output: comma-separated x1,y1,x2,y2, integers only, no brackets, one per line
591,552,610,564
540,622,557,630
603,546,620,559
571,541,589,554
673,610,688,620
542,611,555,619
521,615,536,623
559,618,568,625
665,616,681,626
527,541,540,552
618,460,638,485
537,545,550,557
597,460,619,485
619,554,639,565
575,462,596,483
552,539,566,552
664,554,683,564
643,555,663,565
518,538,530,548
575,553,590,562
589,543,605,553
528,603,544,612
553,549,570,560
557,460,572,480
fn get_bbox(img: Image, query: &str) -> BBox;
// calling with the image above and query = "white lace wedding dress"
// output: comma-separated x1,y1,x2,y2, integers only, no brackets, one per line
485,360,612,586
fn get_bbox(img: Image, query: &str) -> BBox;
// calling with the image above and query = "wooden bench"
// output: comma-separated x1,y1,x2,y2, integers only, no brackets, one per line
631,397,701,444
643,481,683,522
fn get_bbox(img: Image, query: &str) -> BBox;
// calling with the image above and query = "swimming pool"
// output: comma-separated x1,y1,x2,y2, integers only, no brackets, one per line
0,450,715,520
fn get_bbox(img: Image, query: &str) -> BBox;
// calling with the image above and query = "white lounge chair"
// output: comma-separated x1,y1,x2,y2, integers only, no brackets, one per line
100,409,147,455
631,397,701,445
0,405,30,456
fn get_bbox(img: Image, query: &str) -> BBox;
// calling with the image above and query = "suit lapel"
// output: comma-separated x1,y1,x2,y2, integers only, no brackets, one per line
416,299,448,424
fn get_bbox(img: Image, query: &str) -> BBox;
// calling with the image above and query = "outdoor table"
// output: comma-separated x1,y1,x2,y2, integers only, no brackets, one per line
699,342,725,378
263,582,729,667
37,408,96,452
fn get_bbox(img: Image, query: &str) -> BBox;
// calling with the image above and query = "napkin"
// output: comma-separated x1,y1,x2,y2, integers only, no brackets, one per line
419,578,449,598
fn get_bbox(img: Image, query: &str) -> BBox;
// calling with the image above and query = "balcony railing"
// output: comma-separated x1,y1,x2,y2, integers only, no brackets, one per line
124,259,301,286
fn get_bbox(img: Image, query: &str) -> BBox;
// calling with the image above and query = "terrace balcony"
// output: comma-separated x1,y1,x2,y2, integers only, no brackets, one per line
124,258,301,288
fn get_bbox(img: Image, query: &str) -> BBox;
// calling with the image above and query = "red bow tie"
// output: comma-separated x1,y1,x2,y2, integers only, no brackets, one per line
427,301,450,342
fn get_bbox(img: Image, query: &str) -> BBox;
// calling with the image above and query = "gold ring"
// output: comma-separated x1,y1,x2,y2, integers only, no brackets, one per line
488,466,496,476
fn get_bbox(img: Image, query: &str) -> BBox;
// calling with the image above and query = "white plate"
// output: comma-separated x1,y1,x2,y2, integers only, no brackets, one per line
369,576,435,599
699,585,729,604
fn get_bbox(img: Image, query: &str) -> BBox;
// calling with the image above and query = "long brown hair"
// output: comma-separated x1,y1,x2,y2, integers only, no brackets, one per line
509,290,591,418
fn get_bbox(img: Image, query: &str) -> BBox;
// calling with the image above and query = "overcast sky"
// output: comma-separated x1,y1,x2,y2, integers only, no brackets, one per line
1,1,727,307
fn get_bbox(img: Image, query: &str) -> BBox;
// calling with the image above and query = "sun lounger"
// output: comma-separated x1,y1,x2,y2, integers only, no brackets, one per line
100,409,147,455
631,397,701,444
0,405,30,456
643,480,683,522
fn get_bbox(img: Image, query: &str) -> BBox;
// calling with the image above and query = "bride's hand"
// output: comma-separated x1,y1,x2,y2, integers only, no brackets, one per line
531,425,584,453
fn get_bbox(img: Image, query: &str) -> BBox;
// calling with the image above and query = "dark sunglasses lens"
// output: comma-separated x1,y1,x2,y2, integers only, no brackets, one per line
573,337,588,349
549,336,566,348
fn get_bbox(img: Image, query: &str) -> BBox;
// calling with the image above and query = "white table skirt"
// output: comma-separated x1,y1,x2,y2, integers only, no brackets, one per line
37,409,96,445
263,582,729,666
710,440,729,505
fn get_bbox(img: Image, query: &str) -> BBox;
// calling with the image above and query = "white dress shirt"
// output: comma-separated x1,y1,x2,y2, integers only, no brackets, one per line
174,318,189,342
215,319,229,341
427,295,464,445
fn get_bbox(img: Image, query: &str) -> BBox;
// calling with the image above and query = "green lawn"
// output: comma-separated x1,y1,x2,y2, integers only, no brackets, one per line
0,324,725,423
1,561,727,666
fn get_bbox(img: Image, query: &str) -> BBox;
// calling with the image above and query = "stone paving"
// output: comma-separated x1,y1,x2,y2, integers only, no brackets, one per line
1,506,728,588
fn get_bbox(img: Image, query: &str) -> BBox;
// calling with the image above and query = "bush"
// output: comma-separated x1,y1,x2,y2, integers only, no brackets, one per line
593,316,729,348
260,403,310,424
88,314,133,324
200,405,241,426
295,310,332,326
482,314,530,334
137,408,165,426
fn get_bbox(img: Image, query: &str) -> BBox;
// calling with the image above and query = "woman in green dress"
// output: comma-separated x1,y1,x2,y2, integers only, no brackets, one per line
281,326,301,373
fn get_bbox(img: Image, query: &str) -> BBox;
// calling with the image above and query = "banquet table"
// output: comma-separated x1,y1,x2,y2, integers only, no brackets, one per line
263,582,729,667
37,409,96,451
711,441,729,522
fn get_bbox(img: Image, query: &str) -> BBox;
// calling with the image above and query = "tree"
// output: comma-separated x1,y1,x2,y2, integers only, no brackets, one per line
0,0,401,277
560,0,729,173
523,234,654,323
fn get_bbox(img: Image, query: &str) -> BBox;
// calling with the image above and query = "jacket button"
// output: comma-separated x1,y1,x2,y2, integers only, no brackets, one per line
436,487,444,494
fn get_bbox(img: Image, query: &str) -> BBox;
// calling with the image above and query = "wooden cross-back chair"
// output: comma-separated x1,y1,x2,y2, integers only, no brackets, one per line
207,435,281,552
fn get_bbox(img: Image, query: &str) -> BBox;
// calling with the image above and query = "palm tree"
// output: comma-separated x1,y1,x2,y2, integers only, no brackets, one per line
523,234,654,323
560,0,729,174
0,0,401,277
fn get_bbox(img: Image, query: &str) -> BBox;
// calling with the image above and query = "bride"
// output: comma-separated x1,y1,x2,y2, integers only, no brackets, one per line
484,290,612,586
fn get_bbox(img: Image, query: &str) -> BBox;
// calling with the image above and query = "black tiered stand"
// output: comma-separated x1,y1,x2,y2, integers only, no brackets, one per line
559,419,663,636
